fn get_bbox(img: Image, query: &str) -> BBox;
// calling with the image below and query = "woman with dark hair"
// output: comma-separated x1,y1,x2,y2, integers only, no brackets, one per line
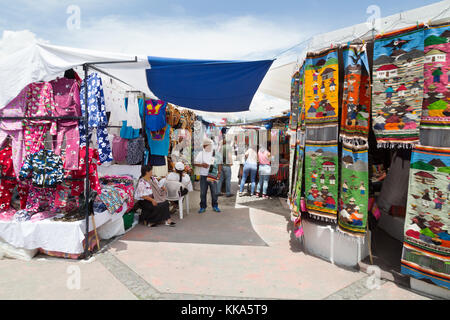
134,165,175,227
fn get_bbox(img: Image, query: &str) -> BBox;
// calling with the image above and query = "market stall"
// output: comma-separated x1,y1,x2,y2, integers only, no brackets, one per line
287,2,450,295
0,44,272,259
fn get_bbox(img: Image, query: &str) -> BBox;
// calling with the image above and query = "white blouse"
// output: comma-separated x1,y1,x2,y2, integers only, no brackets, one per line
134,178,153,201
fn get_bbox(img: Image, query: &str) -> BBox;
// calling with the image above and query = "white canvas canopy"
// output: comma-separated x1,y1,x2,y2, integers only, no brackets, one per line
259,0,450,101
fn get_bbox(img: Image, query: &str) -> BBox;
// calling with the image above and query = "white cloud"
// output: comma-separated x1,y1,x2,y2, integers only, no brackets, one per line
52,14,304,60
0,30,47,58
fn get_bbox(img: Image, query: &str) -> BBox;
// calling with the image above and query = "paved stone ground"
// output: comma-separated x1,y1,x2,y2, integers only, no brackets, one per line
0,174,434,300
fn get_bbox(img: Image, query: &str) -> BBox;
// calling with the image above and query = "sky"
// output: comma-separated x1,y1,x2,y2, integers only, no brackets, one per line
0,0,442,122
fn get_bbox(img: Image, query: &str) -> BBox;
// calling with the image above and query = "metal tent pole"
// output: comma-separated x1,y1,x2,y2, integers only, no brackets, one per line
83,63,91,259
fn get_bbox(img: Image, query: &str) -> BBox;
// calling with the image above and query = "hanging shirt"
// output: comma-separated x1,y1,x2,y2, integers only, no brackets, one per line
79,73,108,128
79,73,113,164
50,77,81,126
103,77,126,115
125,93,142,130
145,99,167,132
24,82,58,135
147,124,171,156
120,97,144,139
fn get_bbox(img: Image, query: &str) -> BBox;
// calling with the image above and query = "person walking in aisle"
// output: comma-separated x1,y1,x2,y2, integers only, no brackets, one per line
256,145,271,199
194,138,221,213
239,144,258,196
217,137,233,197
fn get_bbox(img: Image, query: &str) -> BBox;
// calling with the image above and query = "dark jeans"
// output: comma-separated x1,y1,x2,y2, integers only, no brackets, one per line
200,175,218,209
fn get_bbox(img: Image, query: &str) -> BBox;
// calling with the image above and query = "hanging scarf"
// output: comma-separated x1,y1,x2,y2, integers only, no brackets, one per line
420,23,450,130
304,48,339,222
372,26,425,148
338,44,371,237
401,145,450,290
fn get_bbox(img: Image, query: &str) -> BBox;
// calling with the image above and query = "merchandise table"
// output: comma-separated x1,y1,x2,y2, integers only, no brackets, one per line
0,205,127,255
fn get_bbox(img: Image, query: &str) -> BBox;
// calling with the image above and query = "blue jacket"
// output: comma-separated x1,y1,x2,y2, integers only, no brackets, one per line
19,149,64,188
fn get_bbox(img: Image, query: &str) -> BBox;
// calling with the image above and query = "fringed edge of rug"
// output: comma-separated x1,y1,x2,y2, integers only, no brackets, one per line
336,225,367,243
376,141,417,149
307,211,337,224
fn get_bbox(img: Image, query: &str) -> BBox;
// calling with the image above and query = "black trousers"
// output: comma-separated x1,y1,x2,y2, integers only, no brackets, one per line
138,200,170,223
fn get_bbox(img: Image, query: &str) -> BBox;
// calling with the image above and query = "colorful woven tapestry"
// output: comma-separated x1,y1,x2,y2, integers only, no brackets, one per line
421,24,450,130
401,145,449,290
290,70,300,130
372,26,425,148
289,70,301,197
338,44,371,237
305,143,338,221
340,44,371,146
338,147,369,236
304,49,339,127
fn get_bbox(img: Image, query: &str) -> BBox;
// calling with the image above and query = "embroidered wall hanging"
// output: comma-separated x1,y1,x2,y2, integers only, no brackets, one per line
340,44,371,147
421,24,450,130
372,26,425,148
290,70,300,130
338,44,371,237
304,49,339,127
304,143,339,221
401,145,450,290
338,147,369,236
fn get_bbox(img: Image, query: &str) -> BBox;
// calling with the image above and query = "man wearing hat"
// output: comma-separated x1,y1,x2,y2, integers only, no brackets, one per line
194,138,221,213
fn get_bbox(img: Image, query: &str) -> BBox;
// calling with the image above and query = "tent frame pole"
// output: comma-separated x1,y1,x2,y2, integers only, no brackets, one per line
82,58,138,260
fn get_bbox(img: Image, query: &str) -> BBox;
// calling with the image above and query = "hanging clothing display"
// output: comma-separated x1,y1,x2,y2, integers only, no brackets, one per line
0,146,18,211
18,149,64,188
0,144,29,211
21,186,59,214
338,44,371,237
23,82,58,158
147,124,171,156
50,77,81,170
0,87,27,177
112,135,128,162
64,146,102,196
145,99,167,132
124,93,142,130
401,145,450,290
79,72,113,164
126,136,145,165
102,77,126,115
304,48,339,221
371,26,425,148
149,154,166,166
120,97,144,139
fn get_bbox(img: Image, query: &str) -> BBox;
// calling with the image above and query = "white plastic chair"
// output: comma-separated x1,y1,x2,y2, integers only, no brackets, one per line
165,180,190,219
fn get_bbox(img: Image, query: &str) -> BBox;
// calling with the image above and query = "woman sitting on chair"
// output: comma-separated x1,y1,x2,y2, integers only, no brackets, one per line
135,165,176,227
166,161,193,196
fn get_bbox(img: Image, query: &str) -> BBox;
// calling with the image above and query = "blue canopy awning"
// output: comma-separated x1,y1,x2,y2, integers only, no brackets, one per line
146,57,274,113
